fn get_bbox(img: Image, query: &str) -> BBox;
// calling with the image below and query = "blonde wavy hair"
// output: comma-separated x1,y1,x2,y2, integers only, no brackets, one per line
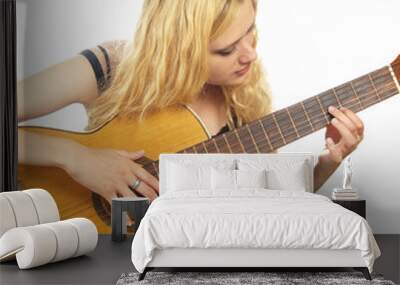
86,0,272,131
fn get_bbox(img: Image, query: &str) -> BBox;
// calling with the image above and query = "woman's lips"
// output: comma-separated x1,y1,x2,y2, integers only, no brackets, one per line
235,64,251,76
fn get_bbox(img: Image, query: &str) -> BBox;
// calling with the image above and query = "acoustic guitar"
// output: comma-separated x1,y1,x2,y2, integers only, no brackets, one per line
18,56,400,233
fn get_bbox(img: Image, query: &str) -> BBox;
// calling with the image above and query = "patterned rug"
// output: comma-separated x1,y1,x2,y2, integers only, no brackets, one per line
116,271,396,285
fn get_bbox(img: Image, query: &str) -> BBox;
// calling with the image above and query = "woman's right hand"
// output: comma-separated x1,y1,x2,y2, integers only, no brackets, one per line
63,143,159,205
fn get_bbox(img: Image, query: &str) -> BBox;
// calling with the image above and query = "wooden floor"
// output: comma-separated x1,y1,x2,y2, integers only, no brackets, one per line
373,234,400,284
0,234,398,284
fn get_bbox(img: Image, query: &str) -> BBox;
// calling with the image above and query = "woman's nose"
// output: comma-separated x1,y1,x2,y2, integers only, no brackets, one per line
238,40,257,64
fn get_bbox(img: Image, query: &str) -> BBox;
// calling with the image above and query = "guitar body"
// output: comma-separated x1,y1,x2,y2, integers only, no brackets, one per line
18,105,209,233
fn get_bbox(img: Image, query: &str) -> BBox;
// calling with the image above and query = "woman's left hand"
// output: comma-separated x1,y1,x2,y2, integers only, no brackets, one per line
324,105,364,163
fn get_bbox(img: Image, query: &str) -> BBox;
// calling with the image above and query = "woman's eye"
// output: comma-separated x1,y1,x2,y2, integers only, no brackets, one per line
219,49,234,56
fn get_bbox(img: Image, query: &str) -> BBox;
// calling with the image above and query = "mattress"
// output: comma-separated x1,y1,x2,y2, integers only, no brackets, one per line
131,189,380,273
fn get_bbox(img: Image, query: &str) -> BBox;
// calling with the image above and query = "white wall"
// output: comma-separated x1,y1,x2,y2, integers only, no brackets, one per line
17,0,142,130
17,0,400,233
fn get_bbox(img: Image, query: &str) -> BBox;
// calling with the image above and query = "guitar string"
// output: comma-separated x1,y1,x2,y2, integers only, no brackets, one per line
182,67,393,153
148,82,395,173
215,77,397,151
147,69,396,169
237,68,394,140
284,70,394,128
193,96,367,155
263,88,389,147
187,77,396,155
268,90,378,136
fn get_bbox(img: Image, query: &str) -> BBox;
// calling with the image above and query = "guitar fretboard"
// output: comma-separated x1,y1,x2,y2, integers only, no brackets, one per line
145,65,399,178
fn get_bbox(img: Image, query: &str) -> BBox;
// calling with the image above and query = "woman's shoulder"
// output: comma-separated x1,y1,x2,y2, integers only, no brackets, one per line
79,39,130,94
99,39,129,63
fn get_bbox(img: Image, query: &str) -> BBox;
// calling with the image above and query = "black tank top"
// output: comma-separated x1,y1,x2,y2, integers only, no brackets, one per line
211,116,237,138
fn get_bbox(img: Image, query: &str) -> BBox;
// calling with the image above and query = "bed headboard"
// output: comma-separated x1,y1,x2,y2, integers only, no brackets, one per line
159,153,315,195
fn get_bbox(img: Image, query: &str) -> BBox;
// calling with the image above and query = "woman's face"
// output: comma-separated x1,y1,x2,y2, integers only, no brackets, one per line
207,0,257,86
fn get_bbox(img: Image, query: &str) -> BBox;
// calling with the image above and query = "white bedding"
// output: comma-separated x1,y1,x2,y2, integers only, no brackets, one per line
131,189,380,273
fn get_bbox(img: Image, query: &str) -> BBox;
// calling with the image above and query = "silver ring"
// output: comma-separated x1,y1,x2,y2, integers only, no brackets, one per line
130,179,141,190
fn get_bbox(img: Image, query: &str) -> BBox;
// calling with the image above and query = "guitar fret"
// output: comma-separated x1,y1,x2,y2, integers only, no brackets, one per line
374,69,398,99
274,109,298,143
357,82,371,108
286,108,300,138
233,129,246,152
258,120,274,150
319,90,339,118
248,121,272,153
303,97,327,130
369,68,396,100
237,127,257,153
204,139,217,153
315,95,330,124
222,133,233,153
300,101,315,132
261,115,285,149
212,138,220,153
208,140,216,153
271,113,287,145
225,131,242,152
334,83,357,111
288,103,313,137
368,73,383,102
246,124,260,153
349,81,364,111
202,141,209,153
349,74,377,109
195,143,205,153
331,88,342,108
214,134,230,153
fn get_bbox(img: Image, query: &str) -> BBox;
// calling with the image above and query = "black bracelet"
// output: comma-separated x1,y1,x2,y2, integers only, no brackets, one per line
80,48,107,92
97,45,111,87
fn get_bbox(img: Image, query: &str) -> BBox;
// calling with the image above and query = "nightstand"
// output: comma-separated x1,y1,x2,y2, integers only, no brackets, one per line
332,199,366,219
111,197,150,241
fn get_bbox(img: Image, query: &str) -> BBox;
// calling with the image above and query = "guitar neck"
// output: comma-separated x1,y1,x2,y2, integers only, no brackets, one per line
144,64,400,177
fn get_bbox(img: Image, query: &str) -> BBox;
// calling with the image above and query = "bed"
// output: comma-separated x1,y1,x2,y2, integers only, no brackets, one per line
130,153,381,281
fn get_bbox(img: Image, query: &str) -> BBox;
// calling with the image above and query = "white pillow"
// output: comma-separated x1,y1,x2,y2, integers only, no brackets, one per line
237,159,309,192
211,168,268,190
211,168,237,190
265,162,308,191
167,162,212,191
236,169,268,189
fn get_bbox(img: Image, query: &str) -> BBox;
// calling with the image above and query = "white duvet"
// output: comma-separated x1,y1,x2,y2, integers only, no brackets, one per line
131,189,380,273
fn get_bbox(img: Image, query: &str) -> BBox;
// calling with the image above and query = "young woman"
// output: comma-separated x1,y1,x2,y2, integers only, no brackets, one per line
18,0,364,208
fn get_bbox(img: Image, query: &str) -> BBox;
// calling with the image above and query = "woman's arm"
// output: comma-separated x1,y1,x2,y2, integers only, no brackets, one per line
18,128,159,203
313,149,341,192
17,40,159,203
17,39,129,167
313,106,364,192
17,39,128,122
17,54,98,122
18,128,81,169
